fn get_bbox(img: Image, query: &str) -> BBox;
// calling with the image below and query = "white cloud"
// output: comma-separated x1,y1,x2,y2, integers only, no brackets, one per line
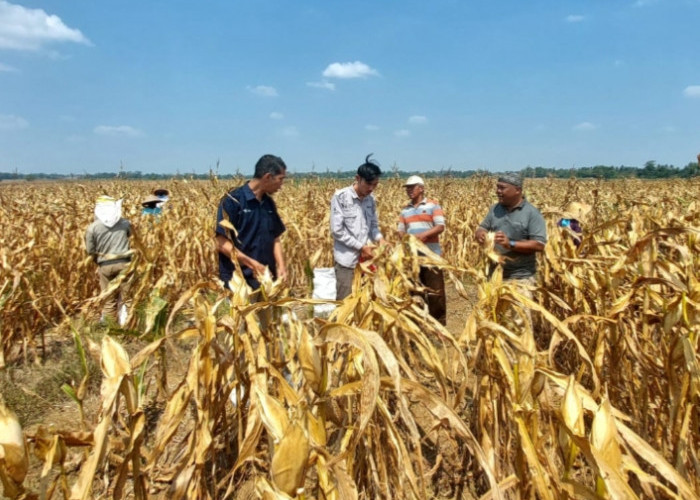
0,113,28,130
0,62,17,72
365,124,379,131
93,125,143,137
269,112,284,120
573,121,597,131
281,126,298,137
565,14,585,23
408,115,427,124
683,85,700,98
247,85,278,97
394,129,411,137
307,80,335,91
0,1,90,51
323,61,379,79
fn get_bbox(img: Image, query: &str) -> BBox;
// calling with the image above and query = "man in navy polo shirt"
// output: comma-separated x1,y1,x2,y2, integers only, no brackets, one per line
215,154,287,291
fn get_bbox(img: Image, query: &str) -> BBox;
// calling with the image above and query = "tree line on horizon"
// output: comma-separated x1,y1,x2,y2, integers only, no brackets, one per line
1,160,698,182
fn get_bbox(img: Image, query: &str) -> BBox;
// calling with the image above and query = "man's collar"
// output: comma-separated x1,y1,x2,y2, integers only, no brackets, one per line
242,181,267,202
501,198,526,212
349,184,364,200
405,197,427,208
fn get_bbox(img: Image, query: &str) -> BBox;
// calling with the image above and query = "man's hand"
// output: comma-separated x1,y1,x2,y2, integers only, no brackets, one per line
475,227,487,245
249,259,268,277
493,231,512,249
360,244,376,261
276,265,288,283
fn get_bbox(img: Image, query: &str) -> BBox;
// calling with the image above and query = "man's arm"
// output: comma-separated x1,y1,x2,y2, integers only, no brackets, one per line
415,224,445,242
493,232,544,254
272,237,287,282
215,234,266,276
85,225,98,263
475,208,493,245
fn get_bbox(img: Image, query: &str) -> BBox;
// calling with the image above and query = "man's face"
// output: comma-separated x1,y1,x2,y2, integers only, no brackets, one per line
405,184,424,202
496,181,521,207
264,170,286,194
355,175,379,198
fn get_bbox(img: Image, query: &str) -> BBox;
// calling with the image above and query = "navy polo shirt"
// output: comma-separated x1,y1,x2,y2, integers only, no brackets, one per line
215,183,285,289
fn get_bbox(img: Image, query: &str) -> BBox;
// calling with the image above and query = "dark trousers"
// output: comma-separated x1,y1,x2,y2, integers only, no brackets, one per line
419,267,446,326
334,263,355,301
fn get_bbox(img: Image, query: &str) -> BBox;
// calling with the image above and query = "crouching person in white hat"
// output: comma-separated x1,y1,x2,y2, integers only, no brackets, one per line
85,196,133,325
398,175,447,325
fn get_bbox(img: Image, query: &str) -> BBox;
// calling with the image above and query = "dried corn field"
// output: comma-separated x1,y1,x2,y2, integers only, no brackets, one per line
0,175,699,499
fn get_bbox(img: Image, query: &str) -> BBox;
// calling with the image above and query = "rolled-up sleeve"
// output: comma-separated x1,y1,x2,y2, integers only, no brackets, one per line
479,208,494,231
528,211,548,243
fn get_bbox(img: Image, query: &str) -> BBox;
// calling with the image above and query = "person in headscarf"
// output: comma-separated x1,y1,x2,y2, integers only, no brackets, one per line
85,196,133,325
557,201,591,247
141,194,163,216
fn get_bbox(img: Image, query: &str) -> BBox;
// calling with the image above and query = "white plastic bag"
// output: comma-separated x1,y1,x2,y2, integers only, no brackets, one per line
312,267,337,317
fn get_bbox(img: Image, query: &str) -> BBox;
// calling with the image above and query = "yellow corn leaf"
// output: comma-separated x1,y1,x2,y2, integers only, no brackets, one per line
616,421,698,500
271,422,310,497
320,323,380,454
0,401,27,486
255,476,293,500
100,335,131,379
298,327,322,394
590,397,623,471
561,375,585,437
255,387,289,444
514,416,556,500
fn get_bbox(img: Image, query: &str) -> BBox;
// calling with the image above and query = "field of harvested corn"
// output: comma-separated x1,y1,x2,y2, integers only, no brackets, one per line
0,175,699,499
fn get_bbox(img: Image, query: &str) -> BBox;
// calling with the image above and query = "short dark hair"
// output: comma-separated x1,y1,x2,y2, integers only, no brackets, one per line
356,153,382,182
254,154,287,179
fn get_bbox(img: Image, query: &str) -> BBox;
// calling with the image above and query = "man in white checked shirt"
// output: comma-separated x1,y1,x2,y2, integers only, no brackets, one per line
398,175,447,325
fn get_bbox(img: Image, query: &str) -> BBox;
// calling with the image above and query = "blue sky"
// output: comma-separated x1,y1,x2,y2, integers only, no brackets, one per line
0,0,699,175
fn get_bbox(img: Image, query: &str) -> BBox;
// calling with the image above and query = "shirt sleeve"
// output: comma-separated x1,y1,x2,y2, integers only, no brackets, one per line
479,206,494,230
270,200,286,239
528,209,548,243
432,203,446,227
330,192,364,251
215,194,240,242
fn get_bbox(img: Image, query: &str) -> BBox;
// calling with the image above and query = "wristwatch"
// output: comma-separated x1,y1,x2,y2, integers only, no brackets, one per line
509,239,516,249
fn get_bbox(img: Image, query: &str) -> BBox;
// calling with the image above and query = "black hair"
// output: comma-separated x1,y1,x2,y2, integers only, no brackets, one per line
254,154,287,179
356,153,382,182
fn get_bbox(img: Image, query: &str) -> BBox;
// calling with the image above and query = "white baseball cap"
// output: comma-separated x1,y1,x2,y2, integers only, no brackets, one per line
404,175,424,186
